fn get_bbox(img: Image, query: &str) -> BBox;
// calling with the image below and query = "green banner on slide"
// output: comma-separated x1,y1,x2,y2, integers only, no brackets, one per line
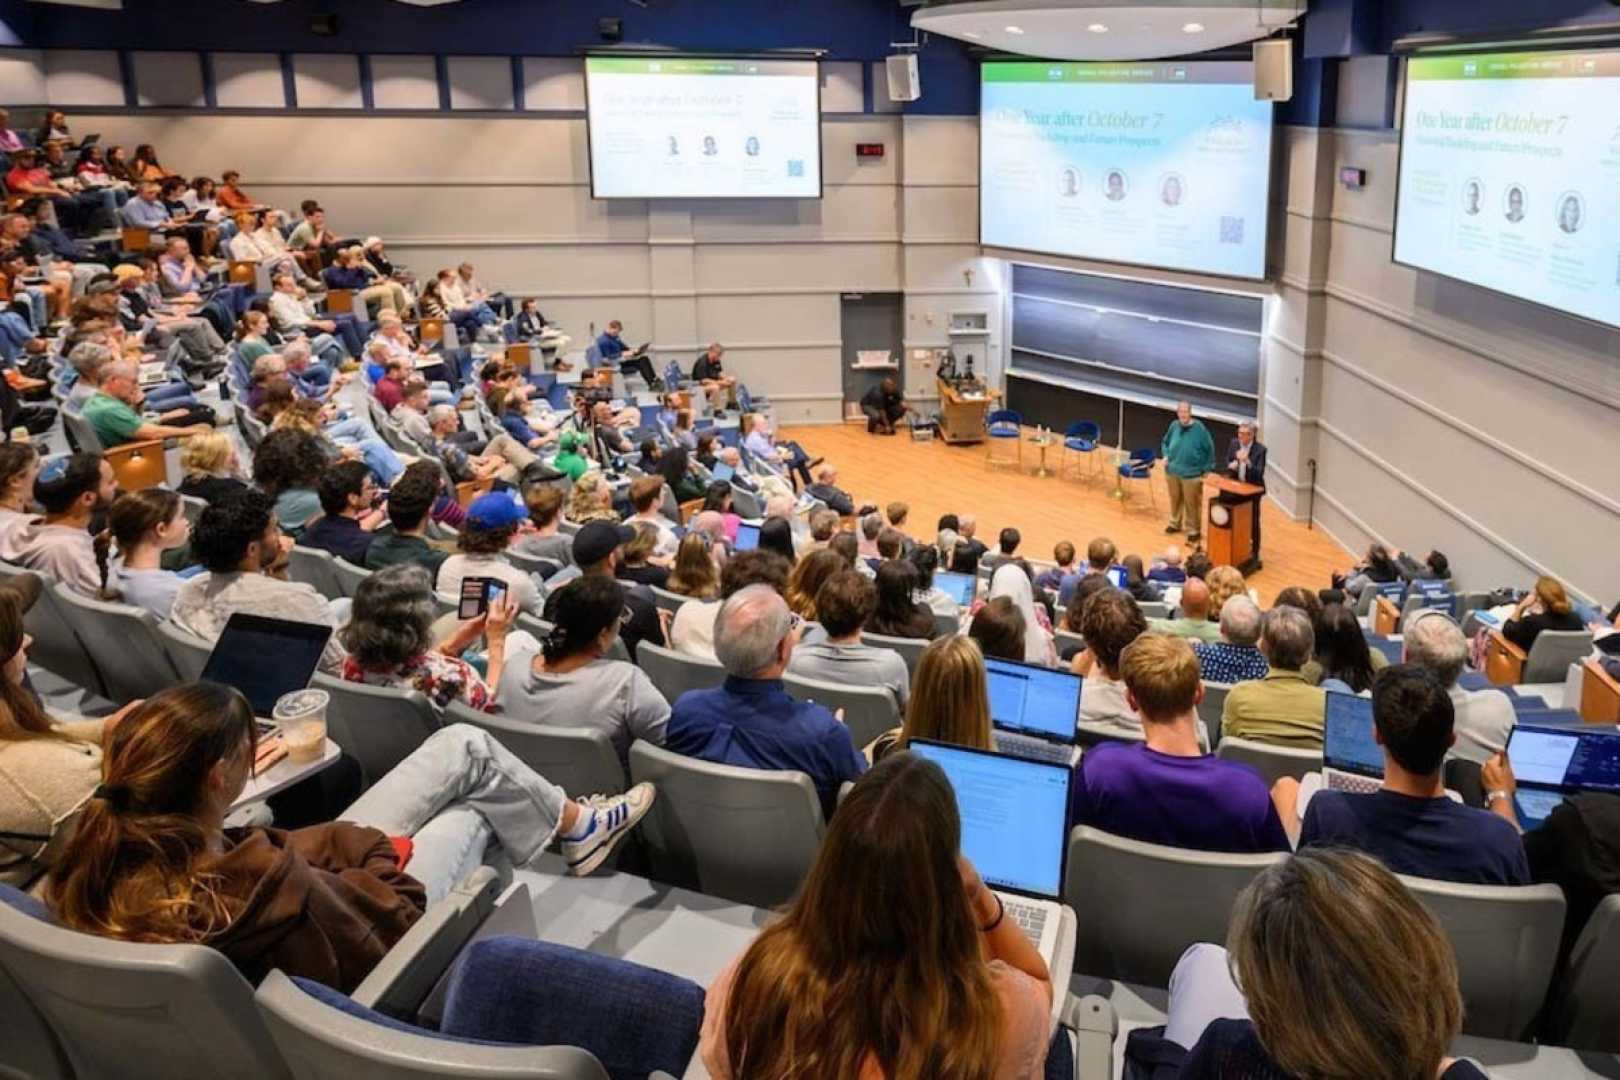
1407,48,1620,81
586,57,805,76
981,61,1249,86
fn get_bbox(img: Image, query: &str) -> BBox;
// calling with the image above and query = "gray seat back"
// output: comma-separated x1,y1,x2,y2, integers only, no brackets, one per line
328,556,369,598
629,740,824,908
1547,893,1620,1053
858,631,928,679
1524,630,1594,684
1214,735,1321,787
312,672,441,788
288,545,344,600
445,701,626,796
728,484,763,519
636,641,725,705
0,895,290,1079
1138,601,1171,619
180,494,208,527
933,610,960,638
0,563,106,697
1064,825,1285,987
782,672,901,750
1197,681,1233,749
649,585,689,617
157,618,214,681
60,407,105,453
0,949,69,1080
1055,629,1086,661
52,584,181,701
1074,722,1146,750
255,970,608,1080
1399,874,1565,1040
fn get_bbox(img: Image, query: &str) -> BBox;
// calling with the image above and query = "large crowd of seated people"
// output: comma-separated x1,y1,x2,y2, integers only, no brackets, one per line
0,112,1617,1076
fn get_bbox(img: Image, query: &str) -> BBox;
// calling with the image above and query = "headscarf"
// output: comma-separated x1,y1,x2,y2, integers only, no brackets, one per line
989,562,1054,667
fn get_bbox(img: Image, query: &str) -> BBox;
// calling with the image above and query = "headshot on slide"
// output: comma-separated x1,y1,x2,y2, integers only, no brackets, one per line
703,135,718,156
745,135,760,157
667,135,680,157
1503,184,1527,224
1160,173,1185,207
1058,167,1080,198
1557,192,1583,234
1105,169,1128,202
1461,178,1482,216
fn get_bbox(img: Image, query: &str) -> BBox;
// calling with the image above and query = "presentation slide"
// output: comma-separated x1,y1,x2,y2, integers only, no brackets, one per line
1395,49,1620,329
585,57,821,199
980,61,1274,279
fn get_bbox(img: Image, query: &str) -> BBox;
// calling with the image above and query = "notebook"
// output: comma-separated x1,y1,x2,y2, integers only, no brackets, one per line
908,740,1070,966
201,613,331,723
732,522,760,551
1322,691,1382,794
1507,725,1620,830
984,656,1082,767
935,570,976,607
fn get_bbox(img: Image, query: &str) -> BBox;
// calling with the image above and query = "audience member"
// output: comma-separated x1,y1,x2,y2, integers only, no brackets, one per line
968,596,1027,664
616,524,671,589
1402,609,1515,764
1222,606,1325,747
177,431,249,505
1120,554,1163,604
667,532,721,600
1191,596,1269,684
0,443,40,563
1163,850,1484,1080
1394,547,1452,584
543,521,665,660
1149,577,1221,644
339,564,510,714
866,559,937,641
1035,541,1076,593
805,464,855,516
670,550,791,661
1336,543,1401,598
805,509,839,551
951,514,988,574
170,489,345,671
867,635,994,763
977,563,1054,665
1286,665,1527,884
664,585,866,816
1503,575,1584,651
983,526,1020,573
908,544,958,622
251,427,326,540
47,684,655,991
16,452,114,596
300,460,383,566
1060,573,1113,636
1077,590,1148,732
511,484,573,566
362,462,449,582
1075,633,1289,853
565,470,618,526
758,516,797,564
1314,602,1380,693
699,752,1051,1079
103,488,188,617
1147,544,1186,585
1183,550,1213,581
1204,564,1248,620
784,547,846,622
787,570,910,708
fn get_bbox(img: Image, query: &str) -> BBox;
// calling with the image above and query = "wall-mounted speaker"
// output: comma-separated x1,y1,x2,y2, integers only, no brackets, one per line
1253,39,1292,102
886,54,920,103
310,13,339,37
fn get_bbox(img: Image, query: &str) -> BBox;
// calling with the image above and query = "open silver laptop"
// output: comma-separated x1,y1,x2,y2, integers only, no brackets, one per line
984,656,1082,767
1323,691,1382,795
908,740,1070,966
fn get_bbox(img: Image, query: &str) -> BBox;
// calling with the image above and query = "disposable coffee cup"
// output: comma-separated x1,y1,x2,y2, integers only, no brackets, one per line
273,688,329,763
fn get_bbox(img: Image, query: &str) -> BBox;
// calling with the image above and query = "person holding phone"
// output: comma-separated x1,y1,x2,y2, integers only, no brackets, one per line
338,563,515,715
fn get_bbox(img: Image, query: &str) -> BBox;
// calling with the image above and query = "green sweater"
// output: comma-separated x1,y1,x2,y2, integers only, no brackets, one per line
1161,419,1215,479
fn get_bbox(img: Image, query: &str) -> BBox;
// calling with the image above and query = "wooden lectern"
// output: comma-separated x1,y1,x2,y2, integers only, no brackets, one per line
1205,474,1264,573
936,378,997,445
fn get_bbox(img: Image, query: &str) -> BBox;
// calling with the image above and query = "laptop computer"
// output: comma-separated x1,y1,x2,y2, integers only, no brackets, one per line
1104,565,1129,589
984,656,1082,766
908,740,1070,965
711,460,735,483
137,360,169,387
732,522,760,551
200,613,332,728
935,570,976,607
1507,725,1620,830
1322,691,1382,794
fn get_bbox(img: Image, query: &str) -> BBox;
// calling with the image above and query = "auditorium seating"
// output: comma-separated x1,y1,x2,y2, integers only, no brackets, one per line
312,672,440,787
636,641,726,703
445,700,627,797
1214,735,1322,786
858,629,928,676
781,672,901,748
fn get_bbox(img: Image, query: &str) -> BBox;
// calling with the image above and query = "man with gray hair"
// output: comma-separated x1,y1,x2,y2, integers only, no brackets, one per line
1192,595,1270,683
82,359,213,446
662,583,866,815
1221,605,1326,747
1403,609,1515,763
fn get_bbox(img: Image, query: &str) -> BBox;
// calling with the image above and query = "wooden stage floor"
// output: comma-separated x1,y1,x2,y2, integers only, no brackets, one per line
780,423,1351,606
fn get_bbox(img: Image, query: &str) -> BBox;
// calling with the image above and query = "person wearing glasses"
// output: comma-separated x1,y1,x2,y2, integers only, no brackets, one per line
663,584,867,817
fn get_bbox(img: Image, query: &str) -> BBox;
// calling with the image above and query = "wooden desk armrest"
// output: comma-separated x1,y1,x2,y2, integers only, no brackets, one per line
1581,659,1620,725
1483,628,1527,686
104,438,168,491
1373,595,1401,637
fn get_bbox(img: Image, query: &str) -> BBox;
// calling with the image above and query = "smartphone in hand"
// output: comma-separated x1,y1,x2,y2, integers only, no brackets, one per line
458,576,499,620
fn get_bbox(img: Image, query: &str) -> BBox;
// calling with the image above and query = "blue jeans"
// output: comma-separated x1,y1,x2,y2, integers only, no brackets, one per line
331,431,404,485
337,724,568,903
331,314,365,357
0,311,32,361
146,383,198,409
20,288,47,331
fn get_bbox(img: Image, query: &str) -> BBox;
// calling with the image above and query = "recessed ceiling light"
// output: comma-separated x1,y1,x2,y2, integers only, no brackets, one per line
1004,25,1025,34
1088,23,1109,33
1182,22,1205,32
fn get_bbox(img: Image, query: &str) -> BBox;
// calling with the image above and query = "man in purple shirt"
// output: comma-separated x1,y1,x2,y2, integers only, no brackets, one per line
1074,631,1290,853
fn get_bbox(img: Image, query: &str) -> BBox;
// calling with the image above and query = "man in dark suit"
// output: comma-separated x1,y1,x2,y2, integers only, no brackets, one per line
1225,421,1267,565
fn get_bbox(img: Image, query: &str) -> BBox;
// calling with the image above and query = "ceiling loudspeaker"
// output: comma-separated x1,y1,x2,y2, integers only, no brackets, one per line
1253,39,1293,102
886,54,920,103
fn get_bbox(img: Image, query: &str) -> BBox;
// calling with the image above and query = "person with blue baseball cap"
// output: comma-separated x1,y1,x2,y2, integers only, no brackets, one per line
436,491,543,616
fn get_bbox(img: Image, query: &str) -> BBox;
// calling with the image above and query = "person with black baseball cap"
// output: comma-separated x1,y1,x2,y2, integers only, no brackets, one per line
541,519,665,662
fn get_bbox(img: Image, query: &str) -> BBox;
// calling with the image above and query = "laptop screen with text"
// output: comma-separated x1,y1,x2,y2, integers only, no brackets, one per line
909,740,1070,898
1323,692,1381,778
985,656,1081,741
732,522,760,551
1509,726,1620,792
935,571,976,607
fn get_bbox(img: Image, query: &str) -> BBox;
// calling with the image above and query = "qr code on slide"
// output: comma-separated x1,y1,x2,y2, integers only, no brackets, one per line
1219,216,1245,244
787,160,804,178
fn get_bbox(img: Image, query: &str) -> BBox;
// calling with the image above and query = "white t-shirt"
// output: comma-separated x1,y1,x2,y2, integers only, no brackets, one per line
670,598,722,662
437,552,542,616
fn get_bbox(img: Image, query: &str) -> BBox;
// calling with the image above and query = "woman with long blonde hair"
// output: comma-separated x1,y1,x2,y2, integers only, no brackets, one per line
1503,575,1584,653
700,751,1052,1079
565,471,617,526
868,635,995,763
1204,564,1248,621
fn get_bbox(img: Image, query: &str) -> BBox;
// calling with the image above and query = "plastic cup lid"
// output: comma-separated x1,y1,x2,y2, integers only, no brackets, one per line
272,688,330,720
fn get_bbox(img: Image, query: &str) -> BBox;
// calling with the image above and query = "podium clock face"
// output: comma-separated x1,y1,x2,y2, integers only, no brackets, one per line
1209,503,1231,528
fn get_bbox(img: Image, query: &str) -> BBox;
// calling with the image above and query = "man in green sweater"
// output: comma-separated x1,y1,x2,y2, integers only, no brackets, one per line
1160,400,1214,544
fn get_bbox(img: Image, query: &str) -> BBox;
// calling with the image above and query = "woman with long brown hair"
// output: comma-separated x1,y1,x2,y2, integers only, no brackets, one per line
47,683,655,991
701,751,1052,1078
868,635,995,763
667,532,720,600
783,547,845,621
1503,575,1584,653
